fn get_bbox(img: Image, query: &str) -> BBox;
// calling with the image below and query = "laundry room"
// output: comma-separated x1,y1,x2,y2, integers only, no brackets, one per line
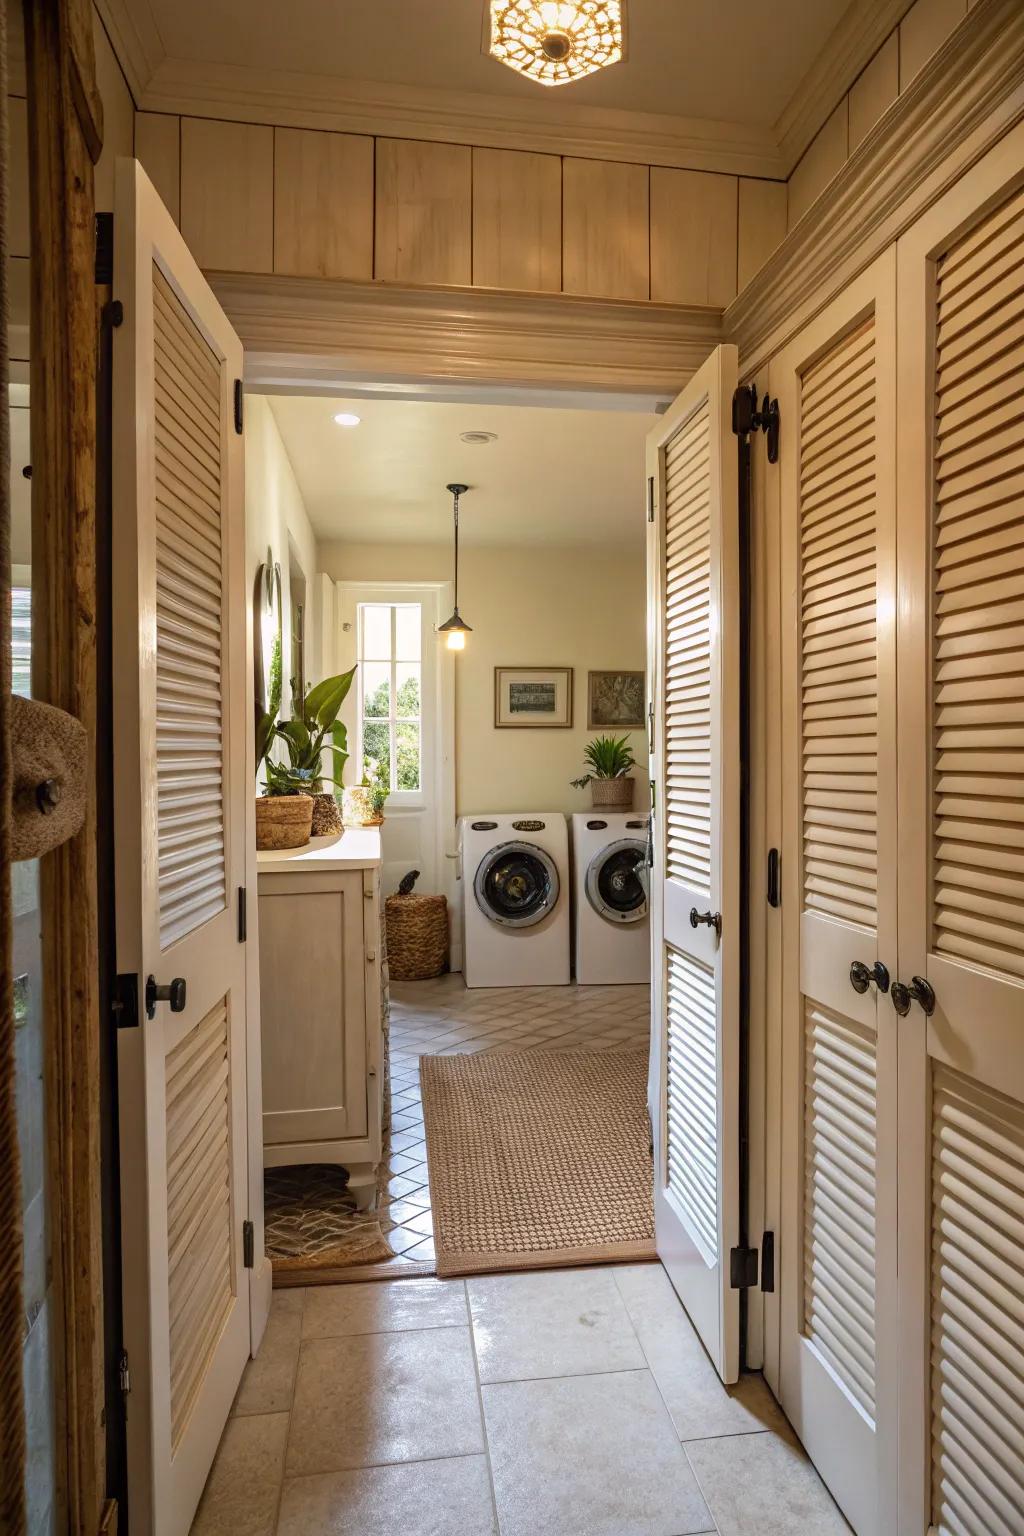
246,387,658,1278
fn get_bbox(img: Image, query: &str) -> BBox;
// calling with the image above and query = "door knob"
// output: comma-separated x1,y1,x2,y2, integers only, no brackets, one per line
145,975,187,1019
849,959,890,995
689,908,722,937
890,976,935,1018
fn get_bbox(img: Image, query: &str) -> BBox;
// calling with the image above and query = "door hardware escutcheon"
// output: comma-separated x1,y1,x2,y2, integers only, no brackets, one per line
689,908,722,938
145,975,187,1019
891,976,935,1018
849,959,890,995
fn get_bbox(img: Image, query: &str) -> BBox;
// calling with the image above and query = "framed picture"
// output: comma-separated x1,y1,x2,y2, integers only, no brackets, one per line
494,667,573,729
587,670,645,730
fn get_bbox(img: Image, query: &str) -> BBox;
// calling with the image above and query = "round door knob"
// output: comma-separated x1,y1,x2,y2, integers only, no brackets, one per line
892,976,935,1018
850,959,890,995
145,975,187,1019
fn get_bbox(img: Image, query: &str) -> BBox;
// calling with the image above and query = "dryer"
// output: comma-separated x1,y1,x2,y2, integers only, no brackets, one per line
460,814,570,988
572,812,651,985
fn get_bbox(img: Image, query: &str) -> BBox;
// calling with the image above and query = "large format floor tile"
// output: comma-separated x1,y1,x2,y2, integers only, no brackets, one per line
286,1326,485,1476
233,1290,304,1417
276,1456,497,1536
468,1266,646,1383
482,1370,714,1536
684,1425,852,1535
302,1277,468,1339
191,1412,289,1536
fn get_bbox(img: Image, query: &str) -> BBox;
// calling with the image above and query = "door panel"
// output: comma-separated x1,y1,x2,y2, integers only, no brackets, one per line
113,158,250,1536
647,344,741,1383
773,252,898,1536
895,123,1024,1536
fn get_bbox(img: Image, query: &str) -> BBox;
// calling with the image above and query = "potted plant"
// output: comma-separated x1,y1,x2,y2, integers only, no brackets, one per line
255,667,356,848
276,668,357,836
342,757,390,828
571,733,637,810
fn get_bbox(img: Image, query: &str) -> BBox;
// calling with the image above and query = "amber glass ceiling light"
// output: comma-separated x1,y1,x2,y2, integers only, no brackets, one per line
489,1,624,87
438,483,472,651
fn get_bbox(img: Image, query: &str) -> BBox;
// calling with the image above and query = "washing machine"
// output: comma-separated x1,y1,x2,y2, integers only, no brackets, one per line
572,812,651,984
460,814,571,988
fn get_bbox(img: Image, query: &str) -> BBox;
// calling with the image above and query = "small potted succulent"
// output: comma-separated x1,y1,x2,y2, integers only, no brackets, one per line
571,733,637,810
342,757,390,828
255,667,356,849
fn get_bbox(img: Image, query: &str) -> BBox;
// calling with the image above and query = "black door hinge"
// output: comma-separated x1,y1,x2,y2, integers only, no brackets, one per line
729,1244,759,1289
732,383,780,464
119,1350,131,1395
761,1231,775,1294
647,474,655,523
238,885,247,943
243,1220,255,1269
112,973,140,1030
95,210,114,284
234,379,244,434
767,848,781,909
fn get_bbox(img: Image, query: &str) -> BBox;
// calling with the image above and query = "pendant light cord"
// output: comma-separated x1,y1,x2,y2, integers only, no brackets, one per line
452,486,460,610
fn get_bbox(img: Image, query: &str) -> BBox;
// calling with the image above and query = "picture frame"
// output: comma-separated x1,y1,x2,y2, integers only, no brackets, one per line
587,669,646,730
494,666,573,729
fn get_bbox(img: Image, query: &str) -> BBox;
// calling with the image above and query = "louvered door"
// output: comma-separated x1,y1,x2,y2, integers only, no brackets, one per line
646,345,741,1383
113,160,251,1536
895,126,1024,1536
773,253,899,1536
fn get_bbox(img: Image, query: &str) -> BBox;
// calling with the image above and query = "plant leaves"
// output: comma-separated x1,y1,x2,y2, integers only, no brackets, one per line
304,666,357,731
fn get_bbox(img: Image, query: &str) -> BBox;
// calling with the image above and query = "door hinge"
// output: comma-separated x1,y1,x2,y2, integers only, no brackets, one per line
243,1219,255,1269
767,847,781,909
119,1351,131,1395
237,885,247,943
647,474,655,523
731,382,780,464
760,1230,775,1294
647,702,655,753
95,210,114,284
729,1245,759,1289
234,378,244,435
112,973,140,1030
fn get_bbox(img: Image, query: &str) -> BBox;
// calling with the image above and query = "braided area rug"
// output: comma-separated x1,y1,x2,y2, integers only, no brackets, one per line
421,1047,656,1278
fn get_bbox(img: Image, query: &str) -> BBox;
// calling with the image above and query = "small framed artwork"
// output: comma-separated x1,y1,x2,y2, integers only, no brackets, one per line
587,670,645,730
494,667,573,729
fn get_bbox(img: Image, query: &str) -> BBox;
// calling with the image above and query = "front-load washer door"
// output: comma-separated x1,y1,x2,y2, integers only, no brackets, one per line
475,841,560,928
586,838,648,924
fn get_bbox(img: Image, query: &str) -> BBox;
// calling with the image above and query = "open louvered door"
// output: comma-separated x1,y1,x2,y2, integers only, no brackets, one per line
773,252,899,1536
112,160,250,1536
895,126,1024,1536
646,345,741,1383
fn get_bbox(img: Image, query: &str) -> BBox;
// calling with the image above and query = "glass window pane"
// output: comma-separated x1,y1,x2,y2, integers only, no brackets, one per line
362,720,390,783
394,604,421,660
361,661,390,718
360,604,392,660
396,721,421,791
395,663,420,719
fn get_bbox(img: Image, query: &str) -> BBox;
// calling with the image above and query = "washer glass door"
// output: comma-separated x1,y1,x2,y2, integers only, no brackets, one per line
586,839,648,923
475,841,559,928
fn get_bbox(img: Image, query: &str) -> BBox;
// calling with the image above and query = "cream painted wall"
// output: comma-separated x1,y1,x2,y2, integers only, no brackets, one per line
319,540,648,818
245,396,319,717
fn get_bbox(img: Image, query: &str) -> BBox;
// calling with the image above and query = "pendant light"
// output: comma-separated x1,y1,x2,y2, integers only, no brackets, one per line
488,1,624,88
438,483,472,650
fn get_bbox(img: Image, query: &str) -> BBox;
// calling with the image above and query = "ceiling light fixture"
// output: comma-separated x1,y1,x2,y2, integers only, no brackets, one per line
333,411,361,428
488,1,624,88
438,483,472,651
460,430,499,445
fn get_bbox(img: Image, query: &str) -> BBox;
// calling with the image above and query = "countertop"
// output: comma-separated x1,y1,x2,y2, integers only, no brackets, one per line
256,828,382,874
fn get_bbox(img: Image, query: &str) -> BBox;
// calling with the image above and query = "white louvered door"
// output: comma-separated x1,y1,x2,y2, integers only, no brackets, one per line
895,126,1024,1536
773,253,899,1536
646,345,741,1382
112,160,251,1536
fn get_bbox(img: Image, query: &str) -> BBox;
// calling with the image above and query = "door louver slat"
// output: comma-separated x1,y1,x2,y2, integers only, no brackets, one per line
800,319,879,929
663,403,712,893
933,207,1024,981
931,1063,1024,1536
153,264,227,950
803,1004,877,1420
665,947,718,1261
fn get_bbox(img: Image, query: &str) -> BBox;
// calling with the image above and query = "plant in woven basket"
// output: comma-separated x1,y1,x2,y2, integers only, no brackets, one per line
571,734,636,789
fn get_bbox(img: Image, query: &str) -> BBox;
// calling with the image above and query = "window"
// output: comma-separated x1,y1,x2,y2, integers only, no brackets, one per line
358,603,422,792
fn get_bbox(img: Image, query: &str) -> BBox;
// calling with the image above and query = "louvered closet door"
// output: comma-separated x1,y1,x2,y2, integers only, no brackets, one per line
646,345,741,1383
112,160,250,1536
895,126,1024,1536
772,252,899,1536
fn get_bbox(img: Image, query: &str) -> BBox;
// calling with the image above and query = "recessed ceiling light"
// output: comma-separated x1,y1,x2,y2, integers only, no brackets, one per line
460,430,498,445
333,412,361,428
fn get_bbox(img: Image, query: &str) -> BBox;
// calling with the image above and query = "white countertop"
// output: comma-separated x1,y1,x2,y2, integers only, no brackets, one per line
256,828,382,873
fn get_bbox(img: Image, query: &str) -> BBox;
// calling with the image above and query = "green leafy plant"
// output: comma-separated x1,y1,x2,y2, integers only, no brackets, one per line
361,757,391,818
571,733,636,789
257,666,357,796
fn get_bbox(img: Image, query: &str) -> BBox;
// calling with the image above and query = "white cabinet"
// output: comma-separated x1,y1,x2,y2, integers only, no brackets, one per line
256,832,384,1204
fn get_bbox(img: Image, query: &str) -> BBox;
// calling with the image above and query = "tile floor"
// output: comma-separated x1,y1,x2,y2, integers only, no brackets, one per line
193,1263,851,1535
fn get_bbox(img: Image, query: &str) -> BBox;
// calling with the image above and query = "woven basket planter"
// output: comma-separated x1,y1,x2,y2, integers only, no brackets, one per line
255,794,313,850
386,893,449,981
309,792,343,837
591,775,635,810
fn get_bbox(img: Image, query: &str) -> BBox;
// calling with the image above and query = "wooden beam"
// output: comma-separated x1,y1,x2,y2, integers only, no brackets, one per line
21,2,106,1531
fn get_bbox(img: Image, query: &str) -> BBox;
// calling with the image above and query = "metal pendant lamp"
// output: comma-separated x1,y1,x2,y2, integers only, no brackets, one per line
438,483,472,650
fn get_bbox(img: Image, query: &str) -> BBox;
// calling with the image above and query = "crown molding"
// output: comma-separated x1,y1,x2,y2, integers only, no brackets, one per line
208,273,724,397
775,0,910,175
726,0,1024,376
93,0,166,103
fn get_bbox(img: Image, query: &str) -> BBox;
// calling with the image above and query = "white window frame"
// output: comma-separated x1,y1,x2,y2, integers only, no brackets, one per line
357,600,425,807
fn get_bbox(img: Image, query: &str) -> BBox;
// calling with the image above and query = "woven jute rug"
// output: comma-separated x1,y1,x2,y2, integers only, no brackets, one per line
265,1165,393,1285
421,1048,656,1278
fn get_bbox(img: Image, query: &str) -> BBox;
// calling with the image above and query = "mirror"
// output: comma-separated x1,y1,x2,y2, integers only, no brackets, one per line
254,548,283,720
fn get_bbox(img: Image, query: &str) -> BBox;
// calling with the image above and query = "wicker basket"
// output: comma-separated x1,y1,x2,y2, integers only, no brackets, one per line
385,892,449,980
591,775,635,809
